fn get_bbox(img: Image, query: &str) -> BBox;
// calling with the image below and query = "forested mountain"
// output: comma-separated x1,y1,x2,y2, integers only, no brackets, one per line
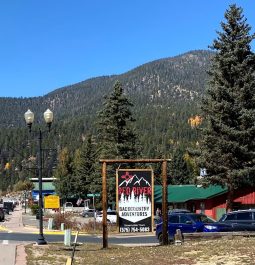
0,50,212,138
0,50,213,190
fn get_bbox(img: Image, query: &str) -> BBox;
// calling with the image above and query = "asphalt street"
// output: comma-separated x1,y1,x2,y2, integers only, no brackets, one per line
0,207,159,247
0,232,158,245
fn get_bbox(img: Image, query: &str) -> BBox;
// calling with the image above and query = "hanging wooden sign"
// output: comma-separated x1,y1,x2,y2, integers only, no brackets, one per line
116,169,154,233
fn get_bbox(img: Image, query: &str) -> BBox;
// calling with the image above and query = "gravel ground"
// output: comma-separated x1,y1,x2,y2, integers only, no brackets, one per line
25,236,255,265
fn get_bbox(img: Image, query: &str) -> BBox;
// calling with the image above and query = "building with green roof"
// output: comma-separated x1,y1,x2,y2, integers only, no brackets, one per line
31,179,56,201
154,184,228,220
154,185,227,203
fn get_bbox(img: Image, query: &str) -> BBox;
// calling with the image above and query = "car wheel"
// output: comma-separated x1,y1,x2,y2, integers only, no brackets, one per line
158,233,163,245
158,233,172,244
158,233,174,245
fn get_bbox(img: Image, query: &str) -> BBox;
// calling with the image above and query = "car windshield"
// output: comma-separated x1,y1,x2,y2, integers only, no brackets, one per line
189,214,216,223
108,212,116,215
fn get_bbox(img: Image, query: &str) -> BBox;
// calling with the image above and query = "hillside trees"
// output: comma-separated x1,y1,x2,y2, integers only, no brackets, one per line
54,81,141,203
13,179,34,192
199,5,255,211
0,50,212,192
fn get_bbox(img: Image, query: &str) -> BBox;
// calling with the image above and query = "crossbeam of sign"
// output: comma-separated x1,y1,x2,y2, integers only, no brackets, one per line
87,193,100,197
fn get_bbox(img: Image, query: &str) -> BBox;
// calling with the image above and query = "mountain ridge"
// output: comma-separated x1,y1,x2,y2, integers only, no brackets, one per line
0,49,213,157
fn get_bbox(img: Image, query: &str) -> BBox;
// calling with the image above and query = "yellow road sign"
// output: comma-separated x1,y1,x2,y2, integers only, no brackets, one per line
44,195,60,209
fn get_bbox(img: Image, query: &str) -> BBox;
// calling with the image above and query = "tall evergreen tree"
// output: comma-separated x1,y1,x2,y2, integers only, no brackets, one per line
97,81,140,159
170,147,194,185
54,147,76,200
74,134,99,196
199,5,255,211
96,81,140,203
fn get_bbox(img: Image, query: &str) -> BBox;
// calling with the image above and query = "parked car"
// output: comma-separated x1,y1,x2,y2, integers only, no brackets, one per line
96,210,117,223
81,209,96,218
3,201,14,212
156,212,232,244
64,202,73,212
168,209,191,214
219,209,255,231
3,207,9,215
0,207,5,221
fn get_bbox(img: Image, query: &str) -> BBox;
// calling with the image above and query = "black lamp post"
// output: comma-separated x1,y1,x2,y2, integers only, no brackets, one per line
24,108,53,245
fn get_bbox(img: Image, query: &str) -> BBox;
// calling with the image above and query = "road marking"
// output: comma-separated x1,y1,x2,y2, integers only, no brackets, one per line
2,240,9,244
0,226,8,231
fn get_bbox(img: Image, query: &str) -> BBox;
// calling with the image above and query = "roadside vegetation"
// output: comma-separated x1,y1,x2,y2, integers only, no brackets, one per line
42,211,118,233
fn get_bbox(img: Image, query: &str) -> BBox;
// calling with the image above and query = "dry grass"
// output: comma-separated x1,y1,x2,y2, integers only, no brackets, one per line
25,237,255,265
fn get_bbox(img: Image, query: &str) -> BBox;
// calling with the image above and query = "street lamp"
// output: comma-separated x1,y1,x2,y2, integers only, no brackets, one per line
24,108,53,245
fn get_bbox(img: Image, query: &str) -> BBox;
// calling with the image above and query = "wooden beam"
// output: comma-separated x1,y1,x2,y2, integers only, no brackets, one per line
100,159,171,163
102,161,108,248
162,160,168,245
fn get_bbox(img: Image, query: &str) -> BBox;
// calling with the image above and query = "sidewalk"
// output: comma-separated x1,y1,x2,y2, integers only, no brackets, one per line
0,205,27,265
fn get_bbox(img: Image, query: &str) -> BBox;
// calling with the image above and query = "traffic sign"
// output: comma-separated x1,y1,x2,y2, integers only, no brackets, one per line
87,193,100,197
44,195,60,209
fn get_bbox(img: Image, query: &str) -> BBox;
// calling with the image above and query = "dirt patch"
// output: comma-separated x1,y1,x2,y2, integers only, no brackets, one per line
25,237,255,265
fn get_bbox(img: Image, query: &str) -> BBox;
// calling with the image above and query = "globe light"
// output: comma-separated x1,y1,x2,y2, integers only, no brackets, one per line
24,109,35,125
43,109,53,124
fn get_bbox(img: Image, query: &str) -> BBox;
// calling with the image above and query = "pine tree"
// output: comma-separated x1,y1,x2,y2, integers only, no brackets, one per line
97,81,140,159
96,81,141,203
74,134,99,196
199,5,255,211
170,148,194,185
54,147,76,200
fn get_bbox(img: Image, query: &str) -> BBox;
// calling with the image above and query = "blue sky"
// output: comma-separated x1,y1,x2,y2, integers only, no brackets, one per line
0,1,254,98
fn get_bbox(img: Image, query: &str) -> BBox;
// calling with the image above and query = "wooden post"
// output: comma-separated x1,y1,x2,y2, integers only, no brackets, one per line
162,160,168,245
102,161,108,248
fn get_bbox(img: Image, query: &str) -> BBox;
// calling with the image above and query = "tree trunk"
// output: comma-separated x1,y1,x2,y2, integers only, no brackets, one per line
226,185,234,212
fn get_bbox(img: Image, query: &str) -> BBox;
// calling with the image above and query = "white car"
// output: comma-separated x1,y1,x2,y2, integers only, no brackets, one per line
96,210,117,223
64,202,73,212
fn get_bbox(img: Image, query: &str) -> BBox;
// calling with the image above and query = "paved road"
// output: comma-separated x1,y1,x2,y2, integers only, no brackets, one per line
0,205,158,263
0,232,158,246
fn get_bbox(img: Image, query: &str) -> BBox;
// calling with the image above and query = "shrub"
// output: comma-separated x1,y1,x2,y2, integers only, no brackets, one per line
30,204,39,215
79,220,117,234
52,212,81,230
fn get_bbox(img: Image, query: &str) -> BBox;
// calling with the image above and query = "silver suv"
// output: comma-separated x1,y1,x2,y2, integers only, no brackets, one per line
219,209,255,231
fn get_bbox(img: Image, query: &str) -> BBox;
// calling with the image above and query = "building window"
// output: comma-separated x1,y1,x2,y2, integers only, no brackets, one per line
200,202,205,214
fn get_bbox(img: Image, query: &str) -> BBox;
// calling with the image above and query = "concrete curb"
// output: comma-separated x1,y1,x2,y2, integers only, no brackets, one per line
15,245,27,265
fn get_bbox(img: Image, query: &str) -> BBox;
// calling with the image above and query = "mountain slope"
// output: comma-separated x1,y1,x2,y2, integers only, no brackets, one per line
0,50,213,158
0,50,212,126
